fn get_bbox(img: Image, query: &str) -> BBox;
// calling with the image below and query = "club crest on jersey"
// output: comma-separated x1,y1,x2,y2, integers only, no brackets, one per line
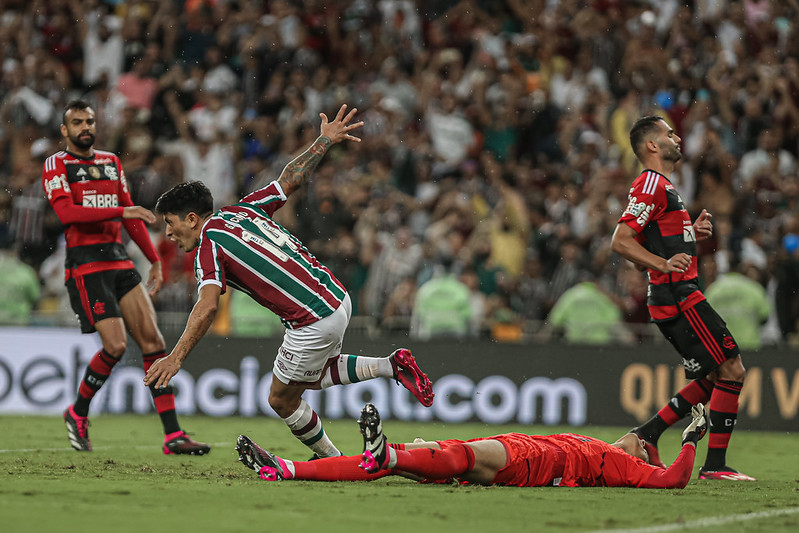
104,165,119,180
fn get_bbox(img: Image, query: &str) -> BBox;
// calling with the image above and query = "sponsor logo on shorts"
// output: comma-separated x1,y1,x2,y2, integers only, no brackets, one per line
682,357,702,373
722,336,736,350
276,360,288,372
279,347,296,361
304,369,322,377
93,301,106,315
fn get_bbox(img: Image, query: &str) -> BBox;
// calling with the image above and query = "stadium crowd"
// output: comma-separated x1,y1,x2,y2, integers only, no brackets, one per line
0,0,798,346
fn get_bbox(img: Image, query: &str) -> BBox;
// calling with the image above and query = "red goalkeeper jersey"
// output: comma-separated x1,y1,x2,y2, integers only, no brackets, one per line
447,433,695,489
42,149,159,278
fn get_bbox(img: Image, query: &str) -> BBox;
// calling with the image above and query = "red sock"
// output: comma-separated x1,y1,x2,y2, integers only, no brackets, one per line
293,455,390,481
394,444,475,480
143,351,180,434
389,443,405,451
74,349,119,416
707,380,742,454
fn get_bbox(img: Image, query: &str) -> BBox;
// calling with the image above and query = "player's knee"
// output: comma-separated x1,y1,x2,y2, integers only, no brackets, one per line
138,332,165,353
268,391,302,418
103,341,127,359
718,359,746,382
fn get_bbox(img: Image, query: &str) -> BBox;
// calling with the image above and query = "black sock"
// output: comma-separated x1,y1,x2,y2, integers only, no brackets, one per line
635,414,670,444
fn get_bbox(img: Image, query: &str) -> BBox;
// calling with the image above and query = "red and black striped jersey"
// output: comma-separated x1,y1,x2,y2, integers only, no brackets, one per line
42,150,159,278
618,169,705,321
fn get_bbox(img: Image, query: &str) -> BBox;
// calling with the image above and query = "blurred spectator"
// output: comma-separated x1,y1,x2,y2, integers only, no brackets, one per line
775,233,799,344
705,261,771,350
229,291,283,338
410,261,471,340
0,246,40,325
544,280,631,345
70,0,124,89
362,225,422,318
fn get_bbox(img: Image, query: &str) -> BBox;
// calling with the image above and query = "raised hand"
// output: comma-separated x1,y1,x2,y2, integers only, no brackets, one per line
319,104,364,145
693,209,713,241
681,403,708,445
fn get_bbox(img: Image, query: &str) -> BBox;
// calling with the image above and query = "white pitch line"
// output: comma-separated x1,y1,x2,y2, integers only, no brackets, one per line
0,442,233,454
588,507,799,533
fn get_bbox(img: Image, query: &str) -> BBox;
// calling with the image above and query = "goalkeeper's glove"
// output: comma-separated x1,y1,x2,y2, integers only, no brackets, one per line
681,403,708,445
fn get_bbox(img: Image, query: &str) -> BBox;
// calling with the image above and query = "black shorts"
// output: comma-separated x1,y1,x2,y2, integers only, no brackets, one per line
66,268,142,333
656,300,741,379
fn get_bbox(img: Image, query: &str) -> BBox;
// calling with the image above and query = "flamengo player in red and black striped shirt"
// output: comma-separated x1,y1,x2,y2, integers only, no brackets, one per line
44,100,209,455
146,105,434,459
611,116,754,481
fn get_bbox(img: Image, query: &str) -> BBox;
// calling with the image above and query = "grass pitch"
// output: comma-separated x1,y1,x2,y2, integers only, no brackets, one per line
0,414,797,533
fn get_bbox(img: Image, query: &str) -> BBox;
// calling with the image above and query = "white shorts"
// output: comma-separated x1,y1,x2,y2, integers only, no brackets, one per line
272,293,352,385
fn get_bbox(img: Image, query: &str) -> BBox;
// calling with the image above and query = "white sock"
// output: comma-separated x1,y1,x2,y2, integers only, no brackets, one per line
319,354,393,388
283,399,341,457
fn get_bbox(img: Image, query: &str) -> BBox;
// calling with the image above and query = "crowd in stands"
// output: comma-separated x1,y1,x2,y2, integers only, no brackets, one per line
0,0,798,346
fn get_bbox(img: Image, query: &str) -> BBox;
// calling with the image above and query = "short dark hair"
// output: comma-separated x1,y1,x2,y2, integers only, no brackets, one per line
629,115,665,159
155,181,215,218
62,100,93,125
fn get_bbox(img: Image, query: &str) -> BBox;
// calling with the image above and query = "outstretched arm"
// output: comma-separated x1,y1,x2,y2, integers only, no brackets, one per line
277,104,363,197
143,284,222,389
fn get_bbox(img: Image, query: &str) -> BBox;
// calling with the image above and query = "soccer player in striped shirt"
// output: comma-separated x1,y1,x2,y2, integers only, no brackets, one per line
611,116,753,481
44,100,209,455
146,105,434,458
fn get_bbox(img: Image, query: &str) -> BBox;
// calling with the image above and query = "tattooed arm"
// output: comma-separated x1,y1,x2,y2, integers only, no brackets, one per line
277,104,364,197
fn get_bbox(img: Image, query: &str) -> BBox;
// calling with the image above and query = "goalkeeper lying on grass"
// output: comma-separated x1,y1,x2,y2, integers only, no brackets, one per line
236,403,708,489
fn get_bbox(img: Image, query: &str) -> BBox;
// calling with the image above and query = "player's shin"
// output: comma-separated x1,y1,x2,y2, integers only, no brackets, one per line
283,399,342,457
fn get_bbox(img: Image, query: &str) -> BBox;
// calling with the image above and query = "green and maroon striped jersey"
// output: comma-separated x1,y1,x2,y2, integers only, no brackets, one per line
195,181,347,329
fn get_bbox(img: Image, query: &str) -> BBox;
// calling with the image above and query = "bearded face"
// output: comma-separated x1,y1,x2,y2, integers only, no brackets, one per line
68,129,95,150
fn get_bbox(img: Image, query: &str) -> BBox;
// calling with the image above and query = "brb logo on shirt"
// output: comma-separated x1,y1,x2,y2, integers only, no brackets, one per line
82,192,119,208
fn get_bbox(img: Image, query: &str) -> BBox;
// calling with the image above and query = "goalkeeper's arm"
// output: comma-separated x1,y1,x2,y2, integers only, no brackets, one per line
641,404,707,489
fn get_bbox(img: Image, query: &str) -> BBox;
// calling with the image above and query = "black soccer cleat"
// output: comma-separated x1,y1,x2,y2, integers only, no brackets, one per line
235,435,288,481
163,432,211,455
358,403,389,473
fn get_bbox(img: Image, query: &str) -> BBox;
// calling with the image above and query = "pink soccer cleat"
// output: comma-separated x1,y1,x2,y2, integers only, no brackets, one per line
390,349,434,407
63,405,92,452
698,467,756,481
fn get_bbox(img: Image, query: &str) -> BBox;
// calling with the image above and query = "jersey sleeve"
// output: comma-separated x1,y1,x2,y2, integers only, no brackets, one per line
639,444,696,489
194,233,226,293
115,156,160,264
43,157,125,224
115,156,134,207
601,444,696,489
618,173,667,234
238,181,287,218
